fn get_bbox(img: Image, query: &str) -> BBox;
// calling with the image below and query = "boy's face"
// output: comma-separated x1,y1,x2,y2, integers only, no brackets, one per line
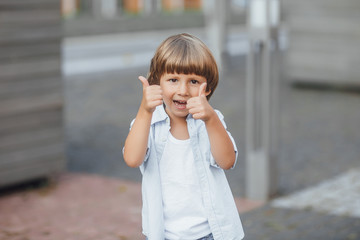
160,72,211,120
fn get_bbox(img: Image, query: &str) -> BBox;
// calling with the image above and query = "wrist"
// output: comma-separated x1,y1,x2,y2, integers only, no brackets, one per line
140,100,155,114
138,105,154,119
203,109,217,123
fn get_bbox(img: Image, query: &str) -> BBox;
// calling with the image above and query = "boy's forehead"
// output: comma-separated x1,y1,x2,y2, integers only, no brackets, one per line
162,72,206,79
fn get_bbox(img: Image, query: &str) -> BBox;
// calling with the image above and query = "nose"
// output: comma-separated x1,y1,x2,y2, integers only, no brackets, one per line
178,82,189,96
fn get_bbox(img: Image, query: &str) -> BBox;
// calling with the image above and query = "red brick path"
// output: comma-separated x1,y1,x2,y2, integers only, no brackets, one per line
0,173,263,240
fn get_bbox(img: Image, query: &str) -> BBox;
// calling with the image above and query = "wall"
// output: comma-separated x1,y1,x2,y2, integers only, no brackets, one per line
283,0,360,85
0,0,65,187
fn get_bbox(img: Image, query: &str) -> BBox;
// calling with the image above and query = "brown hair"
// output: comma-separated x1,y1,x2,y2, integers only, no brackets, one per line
147,33,219,100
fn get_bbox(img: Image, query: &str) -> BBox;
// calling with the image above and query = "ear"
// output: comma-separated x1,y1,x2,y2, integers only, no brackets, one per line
205,89,211,97
203,85,211,97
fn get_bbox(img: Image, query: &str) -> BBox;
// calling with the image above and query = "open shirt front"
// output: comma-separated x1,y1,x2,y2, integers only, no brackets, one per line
127,105,244,240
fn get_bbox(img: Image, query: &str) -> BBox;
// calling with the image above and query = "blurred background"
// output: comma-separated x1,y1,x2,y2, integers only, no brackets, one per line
1,0,359,239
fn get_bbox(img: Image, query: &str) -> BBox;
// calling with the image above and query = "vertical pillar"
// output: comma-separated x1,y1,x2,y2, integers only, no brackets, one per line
204,0,228,70
144,0,160,15
61,0,78,18
92,0,118,18
246,0,280,201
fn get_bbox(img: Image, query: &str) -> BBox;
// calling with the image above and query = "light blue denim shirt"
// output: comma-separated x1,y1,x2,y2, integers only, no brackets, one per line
128,105,244,240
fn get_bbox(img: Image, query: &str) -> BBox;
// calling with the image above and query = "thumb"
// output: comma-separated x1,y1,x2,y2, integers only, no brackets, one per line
138,76,150,89
199,82,207,97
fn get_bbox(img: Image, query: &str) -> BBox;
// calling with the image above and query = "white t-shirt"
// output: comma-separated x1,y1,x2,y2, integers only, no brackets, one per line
159,133,211,240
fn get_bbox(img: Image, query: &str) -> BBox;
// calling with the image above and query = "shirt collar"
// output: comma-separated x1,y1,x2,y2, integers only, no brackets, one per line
151,105,169,125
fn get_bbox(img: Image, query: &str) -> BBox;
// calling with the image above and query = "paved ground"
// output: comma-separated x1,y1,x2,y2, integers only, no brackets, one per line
272,168,360,218
0,173,263,240
0,174,144,240
1,173,359,240
241,205,360,240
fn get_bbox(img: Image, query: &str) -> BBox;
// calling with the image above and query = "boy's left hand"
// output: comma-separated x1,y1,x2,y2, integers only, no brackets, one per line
187,83,216,122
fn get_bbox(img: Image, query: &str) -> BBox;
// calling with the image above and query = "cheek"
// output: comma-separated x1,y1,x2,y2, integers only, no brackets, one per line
161,88,174,101
190,86,200,96
161,84,176,95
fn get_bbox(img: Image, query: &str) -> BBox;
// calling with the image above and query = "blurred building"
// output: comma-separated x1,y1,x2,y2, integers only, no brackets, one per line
61,0,204,17
282,0,360,86
60,0,360,86
0,0,65,188
60,0,246,38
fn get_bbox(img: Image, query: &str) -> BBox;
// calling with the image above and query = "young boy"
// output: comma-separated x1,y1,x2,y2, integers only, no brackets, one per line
123,33,244,240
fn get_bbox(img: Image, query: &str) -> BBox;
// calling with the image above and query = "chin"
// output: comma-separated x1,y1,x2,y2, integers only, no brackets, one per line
169,109,189,119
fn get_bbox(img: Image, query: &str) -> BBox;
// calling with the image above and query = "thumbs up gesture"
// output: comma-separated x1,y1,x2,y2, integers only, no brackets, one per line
138,76,163,113
187,82,215,121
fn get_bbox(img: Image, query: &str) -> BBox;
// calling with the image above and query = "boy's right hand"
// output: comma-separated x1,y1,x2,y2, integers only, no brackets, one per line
139,76,163,113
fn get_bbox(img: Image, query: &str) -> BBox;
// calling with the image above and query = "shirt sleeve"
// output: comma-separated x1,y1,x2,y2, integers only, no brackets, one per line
122,118,151,165
208,110,238,169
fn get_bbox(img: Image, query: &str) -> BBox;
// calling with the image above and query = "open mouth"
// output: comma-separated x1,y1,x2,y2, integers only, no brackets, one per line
173,100,187,109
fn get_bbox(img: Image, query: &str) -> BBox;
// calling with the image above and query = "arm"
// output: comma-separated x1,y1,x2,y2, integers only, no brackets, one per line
204,113,236,170
187,83,236,170
123,76,162,168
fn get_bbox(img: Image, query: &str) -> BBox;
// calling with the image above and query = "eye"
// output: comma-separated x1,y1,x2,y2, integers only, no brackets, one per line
190,79,199,84
169,78,178,83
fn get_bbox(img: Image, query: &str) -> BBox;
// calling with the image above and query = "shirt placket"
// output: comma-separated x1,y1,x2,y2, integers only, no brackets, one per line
187,119,222,238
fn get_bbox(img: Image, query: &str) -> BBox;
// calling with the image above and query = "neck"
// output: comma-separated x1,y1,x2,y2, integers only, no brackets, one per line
168,116,189,140
163,105,190,140
170,119,189,140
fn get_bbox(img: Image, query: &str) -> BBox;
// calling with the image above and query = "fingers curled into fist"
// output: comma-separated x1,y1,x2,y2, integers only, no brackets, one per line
139,76,163,113
186,82,215,121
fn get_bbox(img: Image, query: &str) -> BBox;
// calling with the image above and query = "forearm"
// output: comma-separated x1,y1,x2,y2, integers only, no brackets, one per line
205,114,236,170
123,108,152,168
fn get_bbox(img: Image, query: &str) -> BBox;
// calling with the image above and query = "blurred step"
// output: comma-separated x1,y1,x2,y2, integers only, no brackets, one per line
62,26,250,76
